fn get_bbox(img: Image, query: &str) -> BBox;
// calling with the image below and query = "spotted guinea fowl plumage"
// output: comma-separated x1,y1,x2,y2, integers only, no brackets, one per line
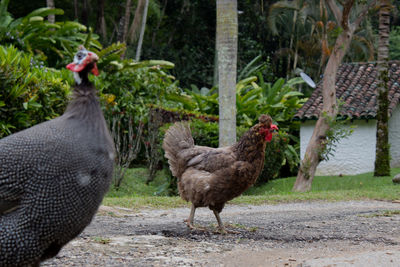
0,46,114,266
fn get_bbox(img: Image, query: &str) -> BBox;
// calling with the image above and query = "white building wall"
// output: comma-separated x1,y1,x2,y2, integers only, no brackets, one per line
300,120,377,176
389,105,400,167
300,106,400,175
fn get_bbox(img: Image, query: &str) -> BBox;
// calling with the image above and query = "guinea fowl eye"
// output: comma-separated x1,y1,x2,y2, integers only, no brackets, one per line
76,53,84,60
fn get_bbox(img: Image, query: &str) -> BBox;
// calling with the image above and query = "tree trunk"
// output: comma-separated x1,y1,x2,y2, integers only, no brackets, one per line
135,0,149,61
81,0,89,26
151,0,168,48
374,0,391,176
217,0,238,147
213,23,218,87
293,0,376,192
46,0,55,23
74,0,79,20
122,0,132,44
96,0,107,41
293,33,350,191
128,0,146,44
117,0,132,55
286,9,297,78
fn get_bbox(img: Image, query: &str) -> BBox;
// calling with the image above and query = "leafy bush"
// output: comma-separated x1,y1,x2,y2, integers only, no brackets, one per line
0,45,70,137
169,75,305,131
390,26,400,60
0,0,101,68
93,58,181,188
190,119,219,147
95,59,179,124
258,131,298,184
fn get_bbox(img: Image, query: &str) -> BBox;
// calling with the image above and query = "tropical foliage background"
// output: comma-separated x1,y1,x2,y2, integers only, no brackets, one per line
1,0,400,194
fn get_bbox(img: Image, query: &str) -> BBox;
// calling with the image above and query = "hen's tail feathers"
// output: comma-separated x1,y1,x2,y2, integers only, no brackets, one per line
162,122,194,177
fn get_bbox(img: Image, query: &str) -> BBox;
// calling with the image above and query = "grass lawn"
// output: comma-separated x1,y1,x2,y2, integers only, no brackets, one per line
103,167,400,210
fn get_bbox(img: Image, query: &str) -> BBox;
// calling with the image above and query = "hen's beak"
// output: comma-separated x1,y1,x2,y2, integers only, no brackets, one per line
270,124,278,131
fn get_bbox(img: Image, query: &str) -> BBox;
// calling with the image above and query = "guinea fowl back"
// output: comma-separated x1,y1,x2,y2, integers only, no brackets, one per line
0,47,114,266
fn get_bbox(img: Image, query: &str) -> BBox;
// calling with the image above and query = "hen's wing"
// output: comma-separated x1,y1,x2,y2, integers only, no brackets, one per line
183,145,236,173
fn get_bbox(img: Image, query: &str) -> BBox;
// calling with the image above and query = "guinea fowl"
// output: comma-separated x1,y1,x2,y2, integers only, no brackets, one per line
163,115,277,233
0,46,114,266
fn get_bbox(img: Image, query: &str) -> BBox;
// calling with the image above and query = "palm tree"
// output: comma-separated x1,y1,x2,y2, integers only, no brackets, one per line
46,0,55,23
268,0,321,77
268,0,327,80
374,0,392,176
96,0,107,41
135,0,149,61
128,0,146,44
216,0,238,146
74,0,78,20
268,0,376,81
122,0,132,44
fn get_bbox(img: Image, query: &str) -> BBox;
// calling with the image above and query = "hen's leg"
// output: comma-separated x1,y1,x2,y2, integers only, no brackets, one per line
185,204,207,231
213,210,239,234
213,210,224,229
185,203,196,229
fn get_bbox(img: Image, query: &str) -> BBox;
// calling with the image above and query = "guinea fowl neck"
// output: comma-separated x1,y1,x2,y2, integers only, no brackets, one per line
73,67,91,87
64,68,102,123
64,67,115,153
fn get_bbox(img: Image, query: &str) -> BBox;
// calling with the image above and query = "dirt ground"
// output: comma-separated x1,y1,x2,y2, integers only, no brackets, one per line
42,200,400,267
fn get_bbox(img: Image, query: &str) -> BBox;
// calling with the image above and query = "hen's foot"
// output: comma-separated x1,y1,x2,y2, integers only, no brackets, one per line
184,219,207,231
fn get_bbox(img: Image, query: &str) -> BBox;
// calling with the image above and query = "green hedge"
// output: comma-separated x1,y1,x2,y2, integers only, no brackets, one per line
0,45,70,137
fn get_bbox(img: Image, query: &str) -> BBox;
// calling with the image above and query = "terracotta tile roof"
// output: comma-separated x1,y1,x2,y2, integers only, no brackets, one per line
294,61,400,120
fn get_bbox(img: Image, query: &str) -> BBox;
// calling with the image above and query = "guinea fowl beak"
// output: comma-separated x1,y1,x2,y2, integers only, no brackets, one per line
66,48,99,76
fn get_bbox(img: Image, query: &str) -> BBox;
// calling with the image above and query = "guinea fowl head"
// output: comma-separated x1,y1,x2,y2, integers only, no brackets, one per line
257,114,278,142
66,45,99,85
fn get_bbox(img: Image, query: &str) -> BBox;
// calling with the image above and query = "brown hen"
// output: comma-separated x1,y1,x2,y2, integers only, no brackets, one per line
163,114,277,232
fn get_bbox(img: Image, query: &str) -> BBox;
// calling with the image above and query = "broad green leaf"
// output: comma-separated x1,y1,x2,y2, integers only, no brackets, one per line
283,91,303,98
286,77,305,86
24,8,64,21
28,16,44,23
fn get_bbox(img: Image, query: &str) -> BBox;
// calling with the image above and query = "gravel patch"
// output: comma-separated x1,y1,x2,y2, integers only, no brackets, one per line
42,200,400,266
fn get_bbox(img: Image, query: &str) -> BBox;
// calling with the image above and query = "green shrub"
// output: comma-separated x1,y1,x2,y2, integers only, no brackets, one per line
258,132,294,184
0,1,101,68
94,60,181,175
95,60,179,124
190,119,219,147
390,26,400,60
0,45,70,137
